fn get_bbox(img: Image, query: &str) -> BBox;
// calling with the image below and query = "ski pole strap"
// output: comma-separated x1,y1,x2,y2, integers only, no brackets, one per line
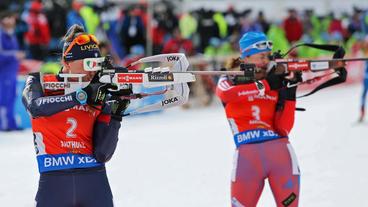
297,71,345,98
233,129,287,147
297,45,347,98
303,43,340,52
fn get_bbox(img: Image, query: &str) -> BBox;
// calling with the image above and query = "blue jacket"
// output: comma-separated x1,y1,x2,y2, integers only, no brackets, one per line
0,27,19,78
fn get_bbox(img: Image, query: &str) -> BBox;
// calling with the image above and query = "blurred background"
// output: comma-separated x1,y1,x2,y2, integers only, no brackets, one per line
0,0,368,128
1,0,368,128
1,1,368,206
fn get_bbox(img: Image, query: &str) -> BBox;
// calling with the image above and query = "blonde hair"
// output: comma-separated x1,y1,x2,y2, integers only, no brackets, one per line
63,24,85,43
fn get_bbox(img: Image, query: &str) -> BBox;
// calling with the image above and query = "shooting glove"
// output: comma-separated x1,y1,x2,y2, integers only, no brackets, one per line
265,72,287,90
110,96,130,121
83,82,110,105
284,72,302,100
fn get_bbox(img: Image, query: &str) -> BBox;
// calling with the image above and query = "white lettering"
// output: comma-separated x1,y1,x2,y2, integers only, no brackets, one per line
78,157,97,164
78,157,85,164
44,157,52,167
237,130,261,143
44,156,75,167
249,120,271,127
85,157,96,163
238,90,258,96
41,95,73,105
43,82,70,90
70,105,97,116
60,141,86,149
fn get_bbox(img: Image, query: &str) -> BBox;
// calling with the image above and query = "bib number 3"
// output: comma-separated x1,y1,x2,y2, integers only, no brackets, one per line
251,105,261,121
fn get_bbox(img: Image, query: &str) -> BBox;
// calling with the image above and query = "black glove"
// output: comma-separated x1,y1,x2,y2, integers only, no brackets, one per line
83,83,110,105
285,86,297,100
265,72,287,90
336,67,347,82
110,96,130,121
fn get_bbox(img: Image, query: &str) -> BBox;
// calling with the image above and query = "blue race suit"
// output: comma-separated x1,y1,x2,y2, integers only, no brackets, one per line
0,27,20,130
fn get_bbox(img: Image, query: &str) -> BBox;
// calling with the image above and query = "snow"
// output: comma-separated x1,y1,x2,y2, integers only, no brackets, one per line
1,84,367,206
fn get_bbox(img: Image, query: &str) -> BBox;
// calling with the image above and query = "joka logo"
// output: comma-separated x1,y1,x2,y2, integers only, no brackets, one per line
161,97,179,106
148,73,174,82
166,56,179,62
117,73,143,83
86,60,97,70
287,62,309,71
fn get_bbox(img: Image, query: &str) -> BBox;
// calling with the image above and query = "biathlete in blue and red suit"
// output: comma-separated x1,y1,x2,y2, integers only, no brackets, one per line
359,61,368,122
22,25,129,207
216,32,302,207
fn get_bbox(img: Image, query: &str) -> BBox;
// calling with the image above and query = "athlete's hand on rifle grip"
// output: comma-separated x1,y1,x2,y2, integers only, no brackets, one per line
83,83,109,105
265,72,287,90
110,96,130,121
285,71,303,83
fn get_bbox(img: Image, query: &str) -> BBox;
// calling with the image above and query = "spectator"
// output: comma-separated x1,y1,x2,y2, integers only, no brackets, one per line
162,27,194,55
256,11,270,33
23,0,50,61
118,7,146,55
283,9,303,44
328,12,346,39
66,0,86,31
197,9,220,53
0,7,25,131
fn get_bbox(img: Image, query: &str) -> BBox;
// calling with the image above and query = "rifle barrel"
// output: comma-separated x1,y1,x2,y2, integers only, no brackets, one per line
276,57,368,63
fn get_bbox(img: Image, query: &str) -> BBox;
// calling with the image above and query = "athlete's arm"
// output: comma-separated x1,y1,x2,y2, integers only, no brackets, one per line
92,104,121,163
22,73,80,118
216,75,270,103
274,97,296,136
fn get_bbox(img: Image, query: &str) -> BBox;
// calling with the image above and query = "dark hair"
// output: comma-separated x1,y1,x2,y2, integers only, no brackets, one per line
63,24,85,43
226,57,242,70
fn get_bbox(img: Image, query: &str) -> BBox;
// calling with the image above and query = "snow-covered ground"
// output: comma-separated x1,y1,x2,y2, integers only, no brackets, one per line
1,84,367,207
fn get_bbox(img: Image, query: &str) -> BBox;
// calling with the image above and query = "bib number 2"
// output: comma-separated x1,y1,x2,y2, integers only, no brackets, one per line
66,117,77,138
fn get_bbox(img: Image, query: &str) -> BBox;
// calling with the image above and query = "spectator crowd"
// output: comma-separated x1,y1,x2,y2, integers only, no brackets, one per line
1,0,368,130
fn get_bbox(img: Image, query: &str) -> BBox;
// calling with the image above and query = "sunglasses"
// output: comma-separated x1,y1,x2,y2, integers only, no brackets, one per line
63,34,99,58
242,40,273,52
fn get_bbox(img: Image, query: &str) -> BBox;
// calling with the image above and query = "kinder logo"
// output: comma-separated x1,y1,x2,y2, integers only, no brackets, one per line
287,62,309,71
166,56,179,62
43,82,70,90
148,73,174,82
117,74,143,83
161,97,179,106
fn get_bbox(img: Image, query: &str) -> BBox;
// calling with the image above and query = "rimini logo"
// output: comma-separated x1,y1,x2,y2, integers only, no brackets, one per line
148,73,174,82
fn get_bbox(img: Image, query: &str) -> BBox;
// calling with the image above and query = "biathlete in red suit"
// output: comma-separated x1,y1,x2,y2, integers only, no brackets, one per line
216,32,301,207
22,25,129,207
